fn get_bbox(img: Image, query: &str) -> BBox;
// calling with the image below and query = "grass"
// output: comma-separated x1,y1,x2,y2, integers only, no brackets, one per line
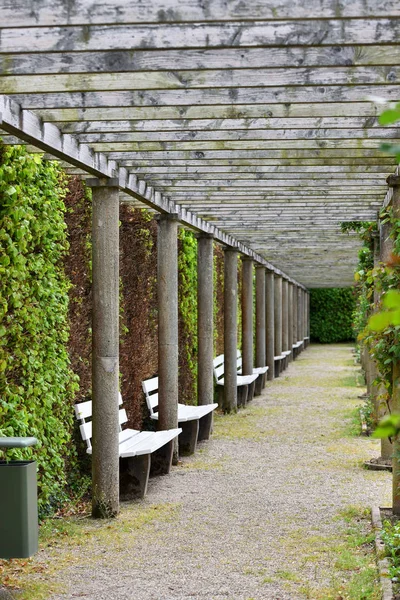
277,506,380,599
0,502,181,599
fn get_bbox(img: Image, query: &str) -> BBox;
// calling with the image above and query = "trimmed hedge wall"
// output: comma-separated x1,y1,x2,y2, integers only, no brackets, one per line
310,288,356,343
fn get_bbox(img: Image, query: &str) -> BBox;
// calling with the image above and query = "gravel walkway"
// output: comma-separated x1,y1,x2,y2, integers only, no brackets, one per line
48,344,390,600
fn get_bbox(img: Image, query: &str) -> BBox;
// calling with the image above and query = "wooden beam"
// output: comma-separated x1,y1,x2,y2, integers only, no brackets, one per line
2,66,400,94
1,19,400,53
2,0,399,27
3,46,400,77
10,86,400,109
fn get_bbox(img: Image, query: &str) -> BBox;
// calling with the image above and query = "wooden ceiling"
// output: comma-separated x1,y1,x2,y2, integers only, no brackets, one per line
1,0,399,287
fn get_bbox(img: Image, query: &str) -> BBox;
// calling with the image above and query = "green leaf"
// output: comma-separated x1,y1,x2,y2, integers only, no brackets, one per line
373,414,400,439
378,107,400,126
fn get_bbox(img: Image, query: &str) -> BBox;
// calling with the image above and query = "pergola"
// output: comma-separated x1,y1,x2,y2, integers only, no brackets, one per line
1,0,399,515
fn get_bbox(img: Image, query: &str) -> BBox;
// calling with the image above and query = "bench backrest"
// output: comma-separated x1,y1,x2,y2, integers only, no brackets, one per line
142,377,159,417
213,351,243,383
74,393,125,451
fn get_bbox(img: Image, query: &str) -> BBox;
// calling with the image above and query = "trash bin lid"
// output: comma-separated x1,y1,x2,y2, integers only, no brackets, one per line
0,437,38,448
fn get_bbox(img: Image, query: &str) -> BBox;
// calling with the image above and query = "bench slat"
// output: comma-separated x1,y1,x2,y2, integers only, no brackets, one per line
79,408,127,441
120,428,182,458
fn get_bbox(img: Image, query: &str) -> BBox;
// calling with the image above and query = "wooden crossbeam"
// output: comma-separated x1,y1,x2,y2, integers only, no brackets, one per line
2,46,400,76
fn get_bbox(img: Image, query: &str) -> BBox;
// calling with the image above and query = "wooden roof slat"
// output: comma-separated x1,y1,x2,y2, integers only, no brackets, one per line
3,66,400,94
9,85,400,109
3,0,400,27
3,45,400,77
1,19,400,53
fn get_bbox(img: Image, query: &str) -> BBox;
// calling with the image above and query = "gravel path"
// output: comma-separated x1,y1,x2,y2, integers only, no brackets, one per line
48,344,390,600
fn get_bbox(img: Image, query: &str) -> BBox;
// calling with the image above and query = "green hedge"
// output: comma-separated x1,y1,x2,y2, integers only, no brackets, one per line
310,288,356,343
0,144,79,516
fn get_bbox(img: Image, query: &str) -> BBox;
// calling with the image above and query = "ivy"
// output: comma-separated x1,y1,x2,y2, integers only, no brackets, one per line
0,144,79,516
178,228,198,404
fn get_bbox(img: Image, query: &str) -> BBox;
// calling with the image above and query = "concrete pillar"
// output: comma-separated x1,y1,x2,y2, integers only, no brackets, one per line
388,175,400,512
255,266,266,369
89,178,120,518
274,275,282,357
157,214,179,460
288,283,294,361
197,234,214,408
297,287,302,344
265,271,275,381
241,258,254,376
293,285,298,355
282,279,289,354
224,247,238,412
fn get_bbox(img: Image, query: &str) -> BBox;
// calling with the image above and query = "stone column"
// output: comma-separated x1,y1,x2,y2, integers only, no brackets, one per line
282,279,289,355
372,230,392,460
255,265,266,369
265,271,275,381
89,178,120,518
197,234,214,440
293,286,298,357
224,247,238,412
274,275,283,377
197,234,214,405
388,175,400,512
241,258,254,376
288,283,294,361
157,214,179,460
297,287,302,344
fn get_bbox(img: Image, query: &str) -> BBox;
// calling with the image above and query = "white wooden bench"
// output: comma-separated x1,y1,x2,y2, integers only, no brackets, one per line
304,336,310,348
292,339,304,359
142,377,218,455
213,353,258,407
236,350,268,396
75,394,181,499
274,353,286,377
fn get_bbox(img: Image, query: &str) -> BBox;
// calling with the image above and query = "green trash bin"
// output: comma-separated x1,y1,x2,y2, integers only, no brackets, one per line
0,437,38,559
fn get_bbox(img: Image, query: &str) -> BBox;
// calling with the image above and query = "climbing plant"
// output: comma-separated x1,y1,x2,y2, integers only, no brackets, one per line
178,227,198,404
0,144,79,515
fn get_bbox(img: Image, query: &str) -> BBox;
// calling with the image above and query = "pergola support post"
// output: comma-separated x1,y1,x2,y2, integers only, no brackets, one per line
388,175,400,514
255,265,266,389
297,287,302,349
157,213,179,460
265,271,275,381
274,275,283,377
89,177,120,519
242,258,254,376
293,286,298,359
288,283,294,361
197,233,214,440
282,279,289,369
224,247,238,412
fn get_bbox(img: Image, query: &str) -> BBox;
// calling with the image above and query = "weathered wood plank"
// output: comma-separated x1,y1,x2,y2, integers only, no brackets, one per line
2,45,400,76
70,128,400,144
157,179,386,189
116,158,396,166
2,0,399,27
56,116,385,134
2,66,400,94
1,20,400,53
31,102,382,121
10,85,400,108
102,149,393,160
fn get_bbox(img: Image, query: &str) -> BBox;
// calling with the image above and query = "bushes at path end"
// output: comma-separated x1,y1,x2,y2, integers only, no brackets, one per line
310,288,355,343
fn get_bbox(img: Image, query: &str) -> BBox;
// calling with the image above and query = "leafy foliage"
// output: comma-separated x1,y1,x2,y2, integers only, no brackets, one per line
178,228,198,404
0,144,79,516
309,288,355,343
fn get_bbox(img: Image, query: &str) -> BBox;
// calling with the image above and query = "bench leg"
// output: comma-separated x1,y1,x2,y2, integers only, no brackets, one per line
198,412,213,441
179,419,199,455
254,375,263,396
151,440,174,476
237,385,248,408
119,454,151,500
247,380,256,402
217,386,224,409
274,361,280,378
